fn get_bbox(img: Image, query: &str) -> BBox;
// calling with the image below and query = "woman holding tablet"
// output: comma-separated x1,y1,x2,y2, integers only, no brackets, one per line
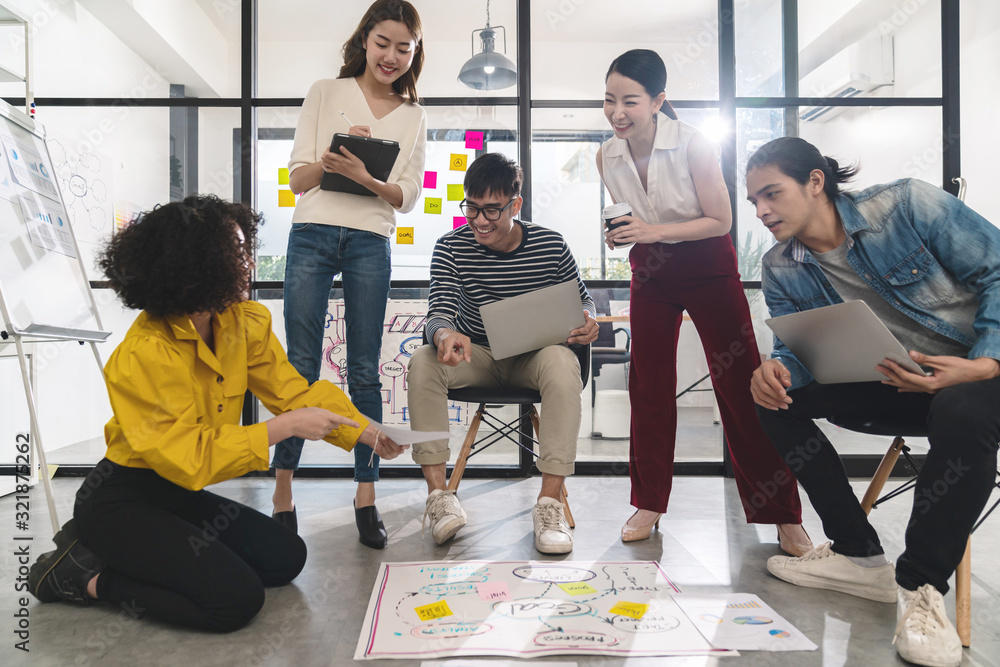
596,49,809,551
272,0,426,549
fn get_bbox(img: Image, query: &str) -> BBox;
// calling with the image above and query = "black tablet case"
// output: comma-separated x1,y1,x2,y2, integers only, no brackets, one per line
320,133,400,197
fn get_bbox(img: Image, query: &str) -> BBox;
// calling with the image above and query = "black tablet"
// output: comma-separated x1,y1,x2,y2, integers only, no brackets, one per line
320,133,401,197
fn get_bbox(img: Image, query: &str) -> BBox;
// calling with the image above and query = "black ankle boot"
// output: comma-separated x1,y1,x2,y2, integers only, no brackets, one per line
354,501,387,549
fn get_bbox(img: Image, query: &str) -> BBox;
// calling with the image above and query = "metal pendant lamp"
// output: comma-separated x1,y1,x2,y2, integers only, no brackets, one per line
458,0,517,90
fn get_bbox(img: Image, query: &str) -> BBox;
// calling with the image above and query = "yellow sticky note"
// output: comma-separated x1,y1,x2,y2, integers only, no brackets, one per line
450,154,468,171
424,197,442,214
396,227,414,244
558,582,597,595
414,600,453,621
609,601,648,619
447,184,465,201
278,190,296,207
278,168,289,185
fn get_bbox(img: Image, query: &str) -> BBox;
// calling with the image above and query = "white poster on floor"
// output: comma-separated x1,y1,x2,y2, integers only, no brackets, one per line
674,593,818,651
355,560,735,660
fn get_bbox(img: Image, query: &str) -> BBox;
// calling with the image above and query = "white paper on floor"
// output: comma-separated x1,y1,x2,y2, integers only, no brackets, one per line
673,593,818,651
355,560,737,660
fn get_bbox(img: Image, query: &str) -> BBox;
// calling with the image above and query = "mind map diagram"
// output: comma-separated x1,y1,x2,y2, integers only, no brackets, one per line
355,560,730,660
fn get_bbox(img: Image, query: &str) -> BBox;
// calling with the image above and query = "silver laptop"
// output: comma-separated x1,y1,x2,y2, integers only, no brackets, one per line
479,280,585,360
765,300,927,383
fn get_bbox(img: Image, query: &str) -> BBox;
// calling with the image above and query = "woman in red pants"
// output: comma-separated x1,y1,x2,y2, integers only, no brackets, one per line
596,49,809,553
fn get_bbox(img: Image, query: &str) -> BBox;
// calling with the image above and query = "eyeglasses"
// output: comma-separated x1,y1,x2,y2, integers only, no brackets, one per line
459,197,517,222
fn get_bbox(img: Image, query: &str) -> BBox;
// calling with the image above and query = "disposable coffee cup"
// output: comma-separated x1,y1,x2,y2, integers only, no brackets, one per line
603,202,632,247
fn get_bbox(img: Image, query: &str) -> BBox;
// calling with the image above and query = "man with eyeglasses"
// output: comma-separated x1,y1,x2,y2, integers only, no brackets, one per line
407,152,599,553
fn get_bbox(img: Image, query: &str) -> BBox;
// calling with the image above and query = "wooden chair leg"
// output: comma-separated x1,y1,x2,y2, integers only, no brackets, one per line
528,406,575,527
862,436,906,514
957,537,971,647
560,483,575,528
447,405,483,493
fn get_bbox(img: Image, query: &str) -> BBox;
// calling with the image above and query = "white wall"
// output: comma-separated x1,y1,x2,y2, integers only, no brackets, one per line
960,0,1000,225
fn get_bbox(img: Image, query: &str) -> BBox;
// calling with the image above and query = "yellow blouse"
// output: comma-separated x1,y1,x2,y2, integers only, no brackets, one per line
103,300,367,491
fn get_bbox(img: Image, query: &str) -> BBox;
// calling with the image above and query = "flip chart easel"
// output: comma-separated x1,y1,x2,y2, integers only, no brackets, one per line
0,100,111,535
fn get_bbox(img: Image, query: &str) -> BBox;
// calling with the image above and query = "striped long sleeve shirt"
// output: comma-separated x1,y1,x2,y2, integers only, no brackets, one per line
424,221,596,346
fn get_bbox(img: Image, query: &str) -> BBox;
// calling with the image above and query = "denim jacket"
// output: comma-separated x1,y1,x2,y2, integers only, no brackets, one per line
761,178,1000,389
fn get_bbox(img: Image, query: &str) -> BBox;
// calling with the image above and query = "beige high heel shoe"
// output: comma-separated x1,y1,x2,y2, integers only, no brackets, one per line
621,510,662,542
777,523,814,556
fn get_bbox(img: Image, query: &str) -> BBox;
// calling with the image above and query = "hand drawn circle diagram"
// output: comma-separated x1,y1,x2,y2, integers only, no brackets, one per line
512,565,597,583
492,598,594,620
610,613,681,634
411,621,493,639
534,630,620,648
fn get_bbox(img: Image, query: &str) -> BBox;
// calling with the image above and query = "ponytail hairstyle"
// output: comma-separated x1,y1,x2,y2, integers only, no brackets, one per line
339,0,424,102
747,137,859,200
606,49,678,120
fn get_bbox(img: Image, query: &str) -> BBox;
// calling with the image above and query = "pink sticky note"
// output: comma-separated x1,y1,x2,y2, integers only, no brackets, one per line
423,171,437,189
465,131,484,150
453,216,467,229
476,581,510,602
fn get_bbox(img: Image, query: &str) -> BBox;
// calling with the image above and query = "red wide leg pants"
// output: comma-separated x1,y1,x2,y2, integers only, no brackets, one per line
627,235,802,523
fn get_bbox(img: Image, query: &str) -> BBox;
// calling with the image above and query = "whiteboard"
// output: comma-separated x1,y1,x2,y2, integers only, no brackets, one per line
0,102,107,341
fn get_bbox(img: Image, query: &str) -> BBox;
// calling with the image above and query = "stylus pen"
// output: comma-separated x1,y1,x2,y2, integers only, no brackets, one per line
339,110,353,126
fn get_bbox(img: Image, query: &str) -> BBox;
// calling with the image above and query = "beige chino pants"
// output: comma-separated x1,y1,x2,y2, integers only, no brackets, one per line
406,342,582,477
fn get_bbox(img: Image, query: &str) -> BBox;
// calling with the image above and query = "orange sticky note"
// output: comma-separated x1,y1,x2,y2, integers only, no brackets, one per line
447,184,464,201
278,190,295,207
450,154,468,171
396,227,414,244
609,601,648,619
414,600,453,621
425,198,442,214
278,168,289,185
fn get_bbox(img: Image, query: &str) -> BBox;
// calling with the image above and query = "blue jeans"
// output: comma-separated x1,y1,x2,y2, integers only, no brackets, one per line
271,223,390,482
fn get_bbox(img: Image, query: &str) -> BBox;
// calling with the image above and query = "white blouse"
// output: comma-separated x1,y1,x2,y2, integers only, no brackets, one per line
600,115,718,229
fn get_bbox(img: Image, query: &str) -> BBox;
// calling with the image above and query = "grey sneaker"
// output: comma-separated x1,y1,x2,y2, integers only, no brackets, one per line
894,584,963,667
29,519,103,605
766,542,897,603
423,489,466,545
532,496,573,554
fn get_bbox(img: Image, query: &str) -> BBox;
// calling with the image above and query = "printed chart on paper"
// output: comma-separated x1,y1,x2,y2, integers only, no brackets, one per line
355,560,734,660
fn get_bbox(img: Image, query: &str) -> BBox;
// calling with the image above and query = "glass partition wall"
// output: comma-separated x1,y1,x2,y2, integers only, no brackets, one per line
14,0,958,476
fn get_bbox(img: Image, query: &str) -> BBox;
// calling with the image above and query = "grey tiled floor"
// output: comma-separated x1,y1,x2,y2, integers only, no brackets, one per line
1,473,997,666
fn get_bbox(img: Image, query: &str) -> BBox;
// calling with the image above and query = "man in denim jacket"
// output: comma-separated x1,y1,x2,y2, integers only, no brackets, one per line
746,137,999,667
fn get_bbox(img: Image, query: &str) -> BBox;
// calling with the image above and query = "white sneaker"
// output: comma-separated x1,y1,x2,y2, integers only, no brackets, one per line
423,489,466,545
894,584,963,667
532,497,573,554
766,542,897,603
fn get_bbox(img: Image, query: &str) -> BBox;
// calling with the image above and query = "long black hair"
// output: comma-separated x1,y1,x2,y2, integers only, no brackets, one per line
747,137,859,200
339,0,424,103
606,49,678,120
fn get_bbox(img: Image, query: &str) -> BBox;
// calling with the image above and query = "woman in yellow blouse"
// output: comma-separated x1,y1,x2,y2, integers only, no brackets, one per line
28,195,403,632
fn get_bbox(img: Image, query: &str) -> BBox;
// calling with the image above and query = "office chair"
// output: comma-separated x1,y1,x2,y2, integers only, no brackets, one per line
591,321,630,408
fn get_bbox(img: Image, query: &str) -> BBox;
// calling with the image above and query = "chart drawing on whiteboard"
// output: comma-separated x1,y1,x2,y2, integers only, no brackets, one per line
355,560,733,660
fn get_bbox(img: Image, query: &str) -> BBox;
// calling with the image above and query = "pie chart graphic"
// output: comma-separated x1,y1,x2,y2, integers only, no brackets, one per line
769,629,792,638
732,616,773,625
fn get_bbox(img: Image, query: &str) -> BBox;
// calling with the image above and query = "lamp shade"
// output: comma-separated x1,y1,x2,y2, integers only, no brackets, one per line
458,27,517,90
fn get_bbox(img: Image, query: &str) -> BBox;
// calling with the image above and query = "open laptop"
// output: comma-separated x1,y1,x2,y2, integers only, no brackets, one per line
765,300,928,383
479,280,585,360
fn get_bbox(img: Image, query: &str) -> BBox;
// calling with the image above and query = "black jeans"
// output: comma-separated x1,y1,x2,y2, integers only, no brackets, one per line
73,460,307,632
756,377,1000,594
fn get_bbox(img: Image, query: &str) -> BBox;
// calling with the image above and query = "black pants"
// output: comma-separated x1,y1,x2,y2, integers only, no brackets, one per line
756,378,1000,594
73,460,307,632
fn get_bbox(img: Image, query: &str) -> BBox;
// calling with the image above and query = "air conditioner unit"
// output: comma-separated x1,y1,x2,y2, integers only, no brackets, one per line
800,34,895,123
